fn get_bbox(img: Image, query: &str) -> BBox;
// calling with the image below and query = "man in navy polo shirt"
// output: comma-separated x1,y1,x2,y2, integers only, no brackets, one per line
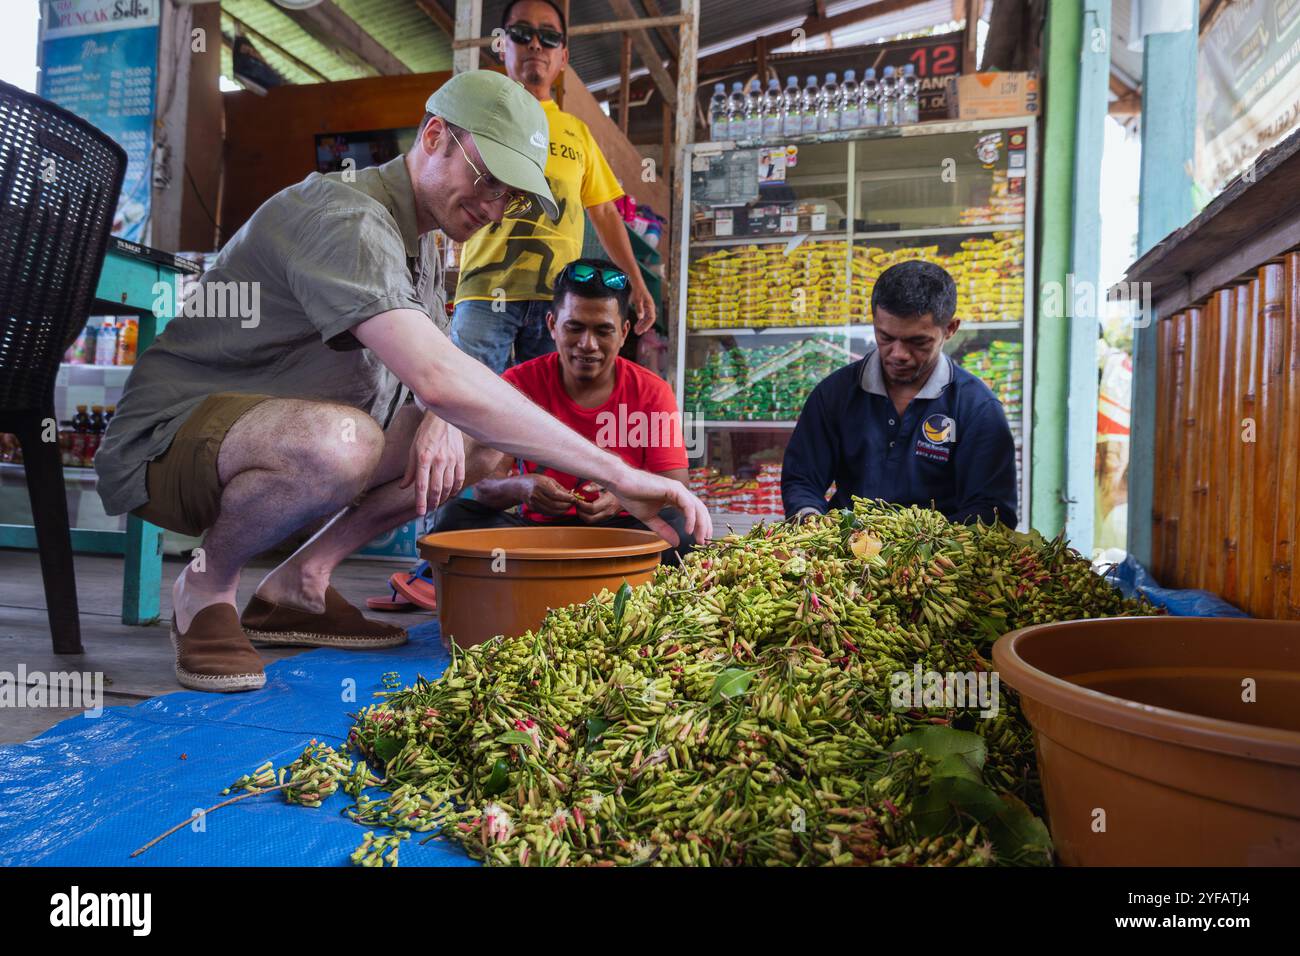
782,260,1018,526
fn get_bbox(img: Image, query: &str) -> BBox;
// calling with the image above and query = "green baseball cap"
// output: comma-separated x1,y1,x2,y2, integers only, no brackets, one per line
425,71,558,220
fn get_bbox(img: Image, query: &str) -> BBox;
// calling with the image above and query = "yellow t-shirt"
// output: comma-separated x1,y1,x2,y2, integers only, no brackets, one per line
455,98,624,303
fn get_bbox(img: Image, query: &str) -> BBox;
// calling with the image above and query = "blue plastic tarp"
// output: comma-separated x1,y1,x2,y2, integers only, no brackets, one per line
1106,555,1249,618
0,621,478,867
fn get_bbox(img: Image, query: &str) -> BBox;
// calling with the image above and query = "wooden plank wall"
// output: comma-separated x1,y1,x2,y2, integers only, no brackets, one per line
221,71,452,239
1152,249,1300,618
221,68,667,249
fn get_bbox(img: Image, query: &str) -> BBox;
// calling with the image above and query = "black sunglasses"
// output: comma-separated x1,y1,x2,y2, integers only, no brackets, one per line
505,22,565,49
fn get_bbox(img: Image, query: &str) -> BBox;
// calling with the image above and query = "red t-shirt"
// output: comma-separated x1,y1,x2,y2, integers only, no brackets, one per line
502,354,687,522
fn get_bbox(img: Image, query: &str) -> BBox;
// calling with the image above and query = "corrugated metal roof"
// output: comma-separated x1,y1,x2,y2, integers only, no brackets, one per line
223,0,370,83
334,0,452,73
214,0,986,90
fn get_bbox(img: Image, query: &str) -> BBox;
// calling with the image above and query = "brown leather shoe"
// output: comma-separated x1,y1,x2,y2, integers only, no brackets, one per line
240,586,408,649
170,606,267,693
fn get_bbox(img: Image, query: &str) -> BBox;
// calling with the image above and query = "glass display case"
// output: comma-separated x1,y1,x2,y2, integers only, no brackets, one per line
675,117,1036,532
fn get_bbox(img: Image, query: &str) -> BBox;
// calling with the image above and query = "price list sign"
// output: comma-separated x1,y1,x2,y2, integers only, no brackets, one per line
38,0,160,242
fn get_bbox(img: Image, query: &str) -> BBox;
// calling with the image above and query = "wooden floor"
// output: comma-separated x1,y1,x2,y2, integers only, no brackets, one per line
0,549,425,745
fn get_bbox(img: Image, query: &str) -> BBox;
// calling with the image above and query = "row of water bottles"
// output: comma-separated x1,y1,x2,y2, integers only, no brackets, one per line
708,66,920,142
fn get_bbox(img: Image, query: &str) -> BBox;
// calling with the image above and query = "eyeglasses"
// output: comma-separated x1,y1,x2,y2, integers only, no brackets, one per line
446,126,534,218
505,22,565,49
564,262,629,290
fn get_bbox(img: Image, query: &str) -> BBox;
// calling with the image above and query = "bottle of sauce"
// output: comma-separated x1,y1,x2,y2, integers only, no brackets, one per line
115,319,138,365
85,405,106,465
71,405,91,467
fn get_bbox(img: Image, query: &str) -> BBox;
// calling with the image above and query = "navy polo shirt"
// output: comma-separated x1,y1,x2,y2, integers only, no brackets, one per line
781,347,1018,526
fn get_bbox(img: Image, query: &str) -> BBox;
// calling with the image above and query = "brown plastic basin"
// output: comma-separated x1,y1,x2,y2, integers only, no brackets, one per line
992,616,1300,866
418,526,668,648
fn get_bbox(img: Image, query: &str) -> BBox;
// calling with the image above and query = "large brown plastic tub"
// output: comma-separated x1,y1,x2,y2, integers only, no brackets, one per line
418,526,668,648
993,616,1300,866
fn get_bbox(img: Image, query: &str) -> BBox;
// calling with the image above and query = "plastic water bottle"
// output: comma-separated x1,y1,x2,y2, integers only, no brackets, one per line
800,75,820,135
744,79,764,139
708,83,727,141
726,81,747,139
781,76,801,138
900,63,920,125
879,65,899,127
818,72,840,132
761,78,782,141
839,69,860,130
861,68,880,127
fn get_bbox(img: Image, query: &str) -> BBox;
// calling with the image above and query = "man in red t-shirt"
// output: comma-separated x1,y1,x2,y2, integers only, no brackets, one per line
428,258,693,561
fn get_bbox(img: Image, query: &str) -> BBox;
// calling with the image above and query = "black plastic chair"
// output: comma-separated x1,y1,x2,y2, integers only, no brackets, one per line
0,81,127,654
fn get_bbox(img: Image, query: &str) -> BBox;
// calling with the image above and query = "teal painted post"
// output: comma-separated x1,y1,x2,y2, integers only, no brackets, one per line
1032,0,1081,534
1063,0,1112,557
1128,3,1198,569
121,265,168,626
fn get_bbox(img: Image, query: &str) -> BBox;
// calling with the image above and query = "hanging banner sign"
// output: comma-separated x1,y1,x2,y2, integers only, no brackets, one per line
1197,0,1300,196
38,0,160,242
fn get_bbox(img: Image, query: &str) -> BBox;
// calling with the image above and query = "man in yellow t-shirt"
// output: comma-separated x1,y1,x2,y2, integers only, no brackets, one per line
452,0,656,373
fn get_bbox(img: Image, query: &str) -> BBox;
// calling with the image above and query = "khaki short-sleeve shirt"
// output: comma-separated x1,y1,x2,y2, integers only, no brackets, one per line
95,155,445,516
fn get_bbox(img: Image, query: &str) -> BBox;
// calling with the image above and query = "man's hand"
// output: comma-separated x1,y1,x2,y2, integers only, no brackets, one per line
607,469,712,547
574,483,622,524
400,412,465,516
630,280,656,335
519,473,576,516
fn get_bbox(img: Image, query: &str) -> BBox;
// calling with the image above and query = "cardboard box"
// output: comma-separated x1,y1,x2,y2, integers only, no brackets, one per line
947,72,1039,119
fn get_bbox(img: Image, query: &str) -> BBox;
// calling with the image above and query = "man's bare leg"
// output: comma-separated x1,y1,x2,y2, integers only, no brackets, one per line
172,399,385,632
250,407,511,611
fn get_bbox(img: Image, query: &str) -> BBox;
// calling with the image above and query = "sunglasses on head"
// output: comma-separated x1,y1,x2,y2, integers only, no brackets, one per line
564,262,629,290
505,22,565,49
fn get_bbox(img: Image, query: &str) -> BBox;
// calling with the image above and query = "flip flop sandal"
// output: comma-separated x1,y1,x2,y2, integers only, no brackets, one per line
390,561,438,611
366,578,420,612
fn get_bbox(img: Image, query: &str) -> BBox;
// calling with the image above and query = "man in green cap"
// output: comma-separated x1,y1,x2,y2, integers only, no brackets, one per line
96,70,711,694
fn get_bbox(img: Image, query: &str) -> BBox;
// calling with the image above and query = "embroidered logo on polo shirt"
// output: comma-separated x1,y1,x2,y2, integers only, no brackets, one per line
916,414,957,463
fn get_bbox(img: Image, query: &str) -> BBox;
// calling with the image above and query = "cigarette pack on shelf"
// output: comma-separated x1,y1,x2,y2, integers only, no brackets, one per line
958,170,1025,225
687,240,854,329
851,231,1024,323
688,232,1024,329
685,338,851,420
688,464,785,516
961,340,1025,484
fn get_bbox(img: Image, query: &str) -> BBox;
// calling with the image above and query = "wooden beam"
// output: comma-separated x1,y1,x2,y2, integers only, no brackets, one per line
619,33,632,133
451,13,689,46
668,0,697,370
281,0,411,75
556,0,569,107
637,0,680,62
694,0,929,75
814,0,828,17
963,0,980,73
454,0,481,73
608,0,677,105
415,0,455,37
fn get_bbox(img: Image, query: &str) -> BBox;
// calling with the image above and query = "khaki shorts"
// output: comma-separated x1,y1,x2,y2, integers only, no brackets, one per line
132,392,272,537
